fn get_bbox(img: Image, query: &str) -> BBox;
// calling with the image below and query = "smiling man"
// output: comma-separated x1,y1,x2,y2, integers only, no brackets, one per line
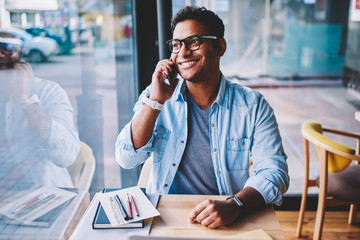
116,6,289,228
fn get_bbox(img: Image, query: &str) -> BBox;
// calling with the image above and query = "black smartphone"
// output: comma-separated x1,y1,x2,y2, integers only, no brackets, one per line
166,57,178,86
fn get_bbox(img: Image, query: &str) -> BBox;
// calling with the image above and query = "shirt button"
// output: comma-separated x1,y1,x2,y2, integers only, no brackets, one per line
181,140,184,143
217,171,221,174
242,142,245,145
172,163,176,166
164,184,168,187
154,128,157,132
213,148,217,152
211,123,215,127
221,192,225,195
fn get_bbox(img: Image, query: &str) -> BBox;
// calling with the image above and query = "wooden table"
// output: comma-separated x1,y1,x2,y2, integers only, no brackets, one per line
70,193,284,240
150,194,285,240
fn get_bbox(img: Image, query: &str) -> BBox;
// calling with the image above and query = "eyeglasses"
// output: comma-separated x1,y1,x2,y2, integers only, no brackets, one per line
0,42,22,56
166,35,217,54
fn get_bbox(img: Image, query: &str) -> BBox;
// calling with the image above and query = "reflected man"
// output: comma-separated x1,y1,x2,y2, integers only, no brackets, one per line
116,6,289,228
0,37,80,191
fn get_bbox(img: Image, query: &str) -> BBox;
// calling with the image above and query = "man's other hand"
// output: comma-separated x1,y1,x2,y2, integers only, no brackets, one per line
188,199,241,228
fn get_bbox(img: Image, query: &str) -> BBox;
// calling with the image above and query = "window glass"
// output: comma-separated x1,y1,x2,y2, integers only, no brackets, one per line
0,0,135,238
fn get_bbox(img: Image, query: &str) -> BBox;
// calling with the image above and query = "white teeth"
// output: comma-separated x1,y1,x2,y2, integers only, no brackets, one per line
180,60,196,66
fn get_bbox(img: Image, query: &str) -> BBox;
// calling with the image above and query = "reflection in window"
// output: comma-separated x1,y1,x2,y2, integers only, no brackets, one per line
0,0,135,238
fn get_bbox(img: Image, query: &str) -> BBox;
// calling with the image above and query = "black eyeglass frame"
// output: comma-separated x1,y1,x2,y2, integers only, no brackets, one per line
0,42,22,56
166,35,218,54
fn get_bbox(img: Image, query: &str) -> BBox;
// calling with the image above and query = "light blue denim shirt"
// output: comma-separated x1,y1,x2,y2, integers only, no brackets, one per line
116,74,289,205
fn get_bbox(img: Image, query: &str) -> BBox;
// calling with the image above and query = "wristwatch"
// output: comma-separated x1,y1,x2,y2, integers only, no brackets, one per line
141,94,163,111
226,195,244,208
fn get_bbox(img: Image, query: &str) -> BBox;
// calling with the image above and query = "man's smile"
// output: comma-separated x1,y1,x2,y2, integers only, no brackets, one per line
177,59,199,69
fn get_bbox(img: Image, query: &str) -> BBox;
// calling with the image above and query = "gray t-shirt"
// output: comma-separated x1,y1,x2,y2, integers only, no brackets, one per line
169,91,218,195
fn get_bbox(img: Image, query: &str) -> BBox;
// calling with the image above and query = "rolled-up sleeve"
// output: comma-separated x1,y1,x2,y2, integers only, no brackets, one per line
244,95,289,205
115,121,154,169
115,87,154,169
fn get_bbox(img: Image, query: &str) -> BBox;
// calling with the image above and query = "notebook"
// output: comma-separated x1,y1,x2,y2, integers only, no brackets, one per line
92,188,144,229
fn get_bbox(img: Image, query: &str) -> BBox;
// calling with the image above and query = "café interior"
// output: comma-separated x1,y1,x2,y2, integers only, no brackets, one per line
0,0,359,239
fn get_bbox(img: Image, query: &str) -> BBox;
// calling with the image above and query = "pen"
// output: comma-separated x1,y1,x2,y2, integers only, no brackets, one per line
127,193,133,219
115,195,129,221
16,193,56,218
11,193,46,214
130,195,140,217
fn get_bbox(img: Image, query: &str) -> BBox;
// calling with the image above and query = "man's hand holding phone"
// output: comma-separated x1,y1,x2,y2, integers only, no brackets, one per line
0,61,34,99
150,58,179,104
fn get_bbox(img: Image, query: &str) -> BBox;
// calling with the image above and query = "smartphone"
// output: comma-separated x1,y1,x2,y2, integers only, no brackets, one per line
165,57,178,86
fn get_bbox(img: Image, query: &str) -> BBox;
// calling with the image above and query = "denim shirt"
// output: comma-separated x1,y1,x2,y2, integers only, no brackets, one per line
116,74,289,205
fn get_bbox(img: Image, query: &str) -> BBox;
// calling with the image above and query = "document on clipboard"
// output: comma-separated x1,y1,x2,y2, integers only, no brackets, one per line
97,186,160,227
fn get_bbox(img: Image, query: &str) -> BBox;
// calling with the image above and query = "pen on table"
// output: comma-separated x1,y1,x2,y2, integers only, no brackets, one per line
115,195,129,221
130,195,139,217
11,193,46,214
127,193,133,219
16,193,56,218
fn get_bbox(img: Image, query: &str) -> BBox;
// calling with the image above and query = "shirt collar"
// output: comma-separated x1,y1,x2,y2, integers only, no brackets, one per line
173,78,187,102
172,73,228,109
213,73,228,109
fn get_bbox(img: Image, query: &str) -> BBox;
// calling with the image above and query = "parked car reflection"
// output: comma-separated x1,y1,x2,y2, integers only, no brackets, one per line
0,27,58,63
25,27,74,55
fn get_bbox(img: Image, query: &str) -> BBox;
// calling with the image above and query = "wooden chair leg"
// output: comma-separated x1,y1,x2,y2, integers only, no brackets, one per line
313,149,328,240
296,139,311,237
348,204,358,224
296,185,308,237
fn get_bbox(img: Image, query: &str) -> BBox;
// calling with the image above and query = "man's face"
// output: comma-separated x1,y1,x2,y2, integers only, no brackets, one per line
0,44,21,70
171,19,223,83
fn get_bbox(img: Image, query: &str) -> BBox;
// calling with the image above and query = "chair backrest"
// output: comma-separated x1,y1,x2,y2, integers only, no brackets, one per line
67,141,96,192
137,155,153,188
301,121,354,173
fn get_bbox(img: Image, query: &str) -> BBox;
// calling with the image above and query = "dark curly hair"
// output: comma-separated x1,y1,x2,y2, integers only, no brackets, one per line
171,6,225,39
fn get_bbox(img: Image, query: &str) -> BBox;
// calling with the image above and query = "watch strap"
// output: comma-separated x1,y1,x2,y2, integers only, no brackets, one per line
141,94,163,110
226,195,244,207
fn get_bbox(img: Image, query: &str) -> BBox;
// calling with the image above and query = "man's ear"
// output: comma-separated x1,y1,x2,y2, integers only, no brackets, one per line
217,38,226,57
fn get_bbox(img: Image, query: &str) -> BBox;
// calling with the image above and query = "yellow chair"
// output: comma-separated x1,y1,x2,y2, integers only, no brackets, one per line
67,141,96,192
296,121,360,240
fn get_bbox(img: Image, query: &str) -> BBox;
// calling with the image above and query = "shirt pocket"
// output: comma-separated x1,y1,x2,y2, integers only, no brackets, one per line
153,125,171,163
225,138,252,170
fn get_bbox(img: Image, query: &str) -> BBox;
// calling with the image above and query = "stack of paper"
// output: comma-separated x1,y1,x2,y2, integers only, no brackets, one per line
97,186,160,228
0,186,77,227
